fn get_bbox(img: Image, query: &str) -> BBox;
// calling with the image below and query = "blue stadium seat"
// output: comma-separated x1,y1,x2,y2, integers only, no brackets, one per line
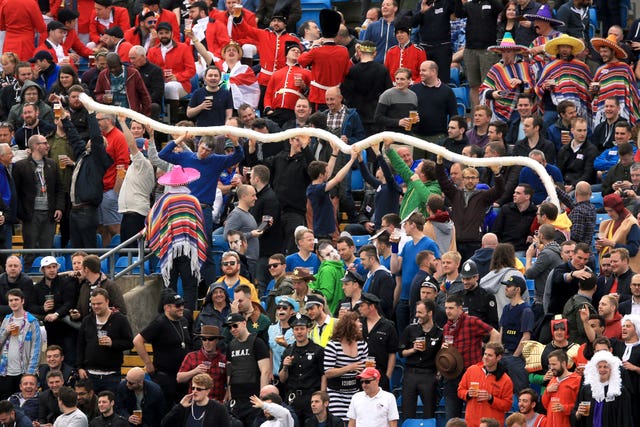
96,234,103,248
351,235,370,250
101,258,110,274
53,234,62,249
390,364,403,389
590,192,603,209
457,102,466,116
402,418,435,427
450,67,461,87
56,256,66,272
114,257,149,275
108,234,121,248
452,86,470,109
29,257,44,274
596,213,609,227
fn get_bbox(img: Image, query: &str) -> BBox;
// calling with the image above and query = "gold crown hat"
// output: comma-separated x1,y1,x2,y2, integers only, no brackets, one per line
544,34,586,56
222,40,243,55
357,41,376,53
591,34,627,59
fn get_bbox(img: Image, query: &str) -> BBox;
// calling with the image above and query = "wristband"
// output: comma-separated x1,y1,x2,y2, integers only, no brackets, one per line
391,242,399,254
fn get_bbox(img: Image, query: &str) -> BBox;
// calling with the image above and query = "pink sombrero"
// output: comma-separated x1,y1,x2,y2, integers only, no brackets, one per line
158,166,201,186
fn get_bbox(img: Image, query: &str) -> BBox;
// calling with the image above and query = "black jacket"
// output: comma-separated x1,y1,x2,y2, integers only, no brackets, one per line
12,155,65,223
249,184,282,258
14,120,56,150
481,165,522,206
89,413,129,427
116,379,166,427
0,272,35,316
463,285,499,330
491,201,537,251
512,137,557,164
161,399,230,427
29,275,77,318
592,118,627,152
65,114,113,206
556,141,598,185
136,60,165,105
77,311,133,372
304,412,346,427
38,389,61,423
454,0,503,49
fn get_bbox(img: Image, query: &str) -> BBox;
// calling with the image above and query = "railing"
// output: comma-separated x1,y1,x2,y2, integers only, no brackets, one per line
0,232,151,286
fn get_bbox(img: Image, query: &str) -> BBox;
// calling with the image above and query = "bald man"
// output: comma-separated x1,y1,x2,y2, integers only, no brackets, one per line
556,181,596,245
252,384,299,426
0,255,34,316
470,233,499,279
115,367,165,426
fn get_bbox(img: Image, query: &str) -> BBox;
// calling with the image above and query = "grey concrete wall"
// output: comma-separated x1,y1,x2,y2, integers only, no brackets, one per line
119,276,164,335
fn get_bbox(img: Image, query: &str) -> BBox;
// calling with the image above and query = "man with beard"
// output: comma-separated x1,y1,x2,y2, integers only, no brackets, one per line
541,350,581,427
525,5,565,80
147,23,196,100
75,379,99,421
535,34,592,127
279,314,324,424
358,245,394,319
517,388,546,426
492,184,537,253
115,367,165,427
13,103,55,152
590,34,640,127
124,9,159,50
480,34,536,124
0,63,33,120
0,399,32,426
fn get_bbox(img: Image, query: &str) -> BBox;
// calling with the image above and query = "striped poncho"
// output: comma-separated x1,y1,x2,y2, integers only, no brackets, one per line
528,30,562,80
592,61,640,126
146,189,207,286
479,59,536,122
535,58,592,118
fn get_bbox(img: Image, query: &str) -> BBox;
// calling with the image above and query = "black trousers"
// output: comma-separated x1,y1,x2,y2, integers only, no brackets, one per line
422,43,453,84
402,367,438,419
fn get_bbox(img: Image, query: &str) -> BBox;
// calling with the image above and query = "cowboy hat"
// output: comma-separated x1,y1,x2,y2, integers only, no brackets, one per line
287,267,316,282
158,166,201,186
196,325,224,338
523,5,564,27
591,34,627,59
435,347,464,379
488,32,529,54
544,34,585,56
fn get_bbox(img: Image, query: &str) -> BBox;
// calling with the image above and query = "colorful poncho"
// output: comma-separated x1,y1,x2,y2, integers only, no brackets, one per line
591,61,640,126
479,59,536,122
535,58,592,118
528,30,562,80
146,189,207,286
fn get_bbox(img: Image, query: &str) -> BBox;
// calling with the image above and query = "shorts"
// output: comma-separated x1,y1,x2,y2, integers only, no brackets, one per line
98,189,122,226
463,48,499,87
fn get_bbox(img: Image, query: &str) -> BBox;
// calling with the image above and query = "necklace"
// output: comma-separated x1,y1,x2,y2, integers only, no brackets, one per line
191,403,206,421
169,318,185,349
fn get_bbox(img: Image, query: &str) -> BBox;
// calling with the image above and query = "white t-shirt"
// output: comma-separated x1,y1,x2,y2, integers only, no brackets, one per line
53,409,88,427
6,316,24,376
346,388,399,426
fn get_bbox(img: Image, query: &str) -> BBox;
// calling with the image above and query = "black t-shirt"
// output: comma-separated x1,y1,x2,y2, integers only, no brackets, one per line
188,87,234,127
280,341,324,392
140,314,192,374
227,334,270,398
398,323,443,371
362,318,399,372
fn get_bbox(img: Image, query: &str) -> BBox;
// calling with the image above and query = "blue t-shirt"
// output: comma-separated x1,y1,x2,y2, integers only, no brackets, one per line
500,302,534,352
285,253,320,274
399,236,441,300
306,182,336,236
519,164,563,204
188,87,234,127
343,258,367,278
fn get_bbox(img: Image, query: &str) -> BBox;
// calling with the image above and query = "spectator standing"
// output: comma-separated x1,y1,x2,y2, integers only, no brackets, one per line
94,53,151,116
411,0,455,83
186,66,234,127
38,370,64,424
361,0,398,63
541,350,582,427
162,373,230,427
0,257,34,317
491,184,537,253
0,0,46,64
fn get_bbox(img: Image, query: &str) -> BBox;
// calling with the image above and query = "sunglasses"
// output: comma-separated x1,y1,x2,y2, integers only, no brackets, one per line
230,323,240,329
201,337,218,341
276,305,290,310
192,386,208,391
361,379,375,384
268,263,282,269
222,261,237,266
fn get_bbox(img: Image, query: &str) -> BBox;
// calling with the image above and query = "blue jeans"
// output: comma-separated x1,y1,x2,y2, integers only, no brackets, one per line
70,206,98,248
88,373,121,394
200,205,216,285
501,353,528,393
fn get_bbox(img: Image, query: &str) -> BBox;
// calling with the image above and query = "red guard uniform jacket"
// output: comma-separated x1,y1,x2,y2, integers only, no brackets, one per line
232,17,299,86
134,8,179,42
541,372,581,427
89,6,131,44
210,8,257,45
264,64,311,111
384,43,426,84
63,29,94,58
77,0,95,34
147,41,196,93
298,42,351,104
0,0,47,62
458,362,514,427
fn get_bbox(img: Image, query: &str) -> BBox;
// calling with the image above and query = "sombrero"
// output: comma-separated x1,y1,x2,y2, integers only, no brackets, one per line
523,4,564,27
435,346,464,379
158,166,201,186
488,32,529,54
544,34,585,56
591,34,627,59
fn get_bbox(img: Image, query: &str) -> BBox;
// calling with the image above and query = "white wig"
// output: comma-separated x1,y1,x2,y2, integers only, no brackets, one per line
583,350,623,402
621,314,640,336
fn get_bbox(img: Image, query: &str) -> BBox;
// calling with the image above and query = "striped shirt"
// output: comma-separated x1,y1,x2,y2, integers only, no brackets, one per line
324,340,369,421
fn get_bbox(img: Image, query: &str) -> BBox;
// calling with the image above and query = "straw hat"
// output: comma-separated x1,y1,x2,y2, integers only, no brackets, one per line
544,34,585,56
488,32,529,54
591,34,627,59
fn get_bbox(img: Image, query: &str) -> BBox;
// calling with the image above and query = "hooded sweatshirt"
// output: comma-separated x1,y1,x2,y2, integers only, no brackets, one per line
480,267,527,320
525,241,563,302
424,210,457,254
310,260,345,314
470,248,495,280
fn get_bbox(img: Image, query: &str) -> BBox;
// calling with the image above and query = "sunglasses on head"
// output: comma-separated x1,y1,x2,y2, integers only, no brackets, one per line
201,337,218,341
222,261,237,266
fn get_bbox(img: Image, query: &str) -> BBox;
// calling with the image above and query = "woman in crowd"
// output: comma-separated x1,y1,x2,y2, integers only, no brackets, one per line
48,65,85,103
497,1,519,43
0,52,18,88
597,193,640,272
480,243,527,317
572,350,632,427
324,311,368,422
